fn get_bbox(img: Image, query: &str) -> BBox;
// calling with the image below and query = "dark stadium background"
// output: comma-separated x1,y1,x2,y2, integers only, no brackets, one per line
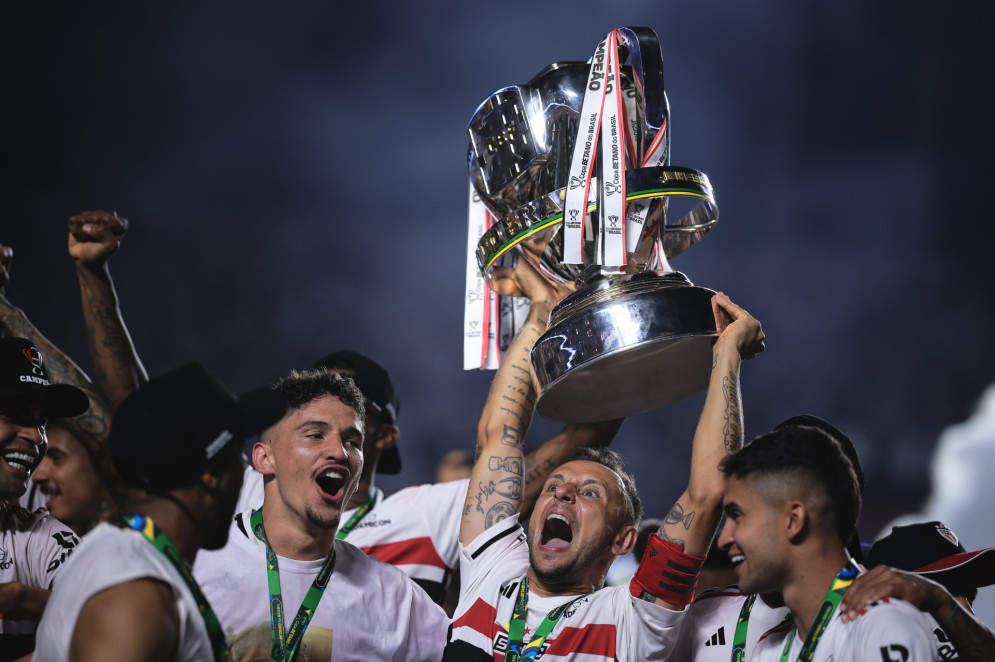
4,2,994,543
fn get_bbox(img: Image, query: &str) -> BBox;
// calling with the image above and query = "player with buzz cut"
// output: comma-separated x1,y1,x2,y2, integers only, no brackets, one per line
443,256,765,661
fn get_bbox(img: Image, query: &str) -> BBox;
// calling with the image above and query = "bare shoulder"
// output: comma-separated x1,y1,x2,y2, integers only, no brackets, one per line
70,578,178,662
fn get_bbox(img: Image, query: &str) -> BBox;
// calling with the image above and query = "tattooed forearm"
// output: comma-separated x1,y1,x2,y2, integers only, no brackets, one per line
656,527,685,547
485,502,516,528
664,503,696,531
524,457,555,485
721,371,742,455
935,598,995,662
479,477,522,501
488,456,524,475
499,423,520,448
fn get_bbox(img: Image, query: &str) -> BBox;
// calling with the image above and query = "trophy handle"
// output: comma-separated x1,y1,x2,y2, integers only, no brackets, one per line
617,27,670,167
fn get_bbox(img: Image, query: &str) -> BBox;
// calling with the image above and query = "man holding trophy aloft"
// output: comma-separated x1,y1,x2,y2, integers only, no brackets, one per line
453,27,766,660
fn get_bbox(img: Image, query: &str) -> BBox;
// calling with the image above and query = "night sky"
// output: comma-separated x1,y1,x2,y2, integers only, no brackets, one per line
5,2,995,542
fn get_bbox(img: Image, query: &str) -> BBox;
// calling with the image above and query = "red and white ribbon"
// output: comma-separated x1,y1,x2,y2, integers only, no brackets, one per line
624,117,669,254
463,180,495,369
597,32,627,267
563,30,637,267
562,34,610,264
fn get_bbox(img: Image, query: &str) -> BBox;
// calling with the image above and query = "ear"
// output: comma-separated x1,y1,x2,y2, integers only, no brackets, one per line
252,440,276,477
374,423,399,452
785,500,808,542
611,524,638,557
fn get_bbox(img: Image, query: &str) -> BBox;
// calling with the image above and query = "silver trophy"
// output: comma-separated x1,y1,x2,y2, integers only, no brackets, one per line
468,27,720,423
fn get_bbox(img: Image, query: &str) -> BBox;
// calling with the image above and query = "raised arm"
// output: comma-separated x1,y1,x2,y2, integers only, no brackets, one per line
460,257,568,544
68,211,148,408
0,243,124,516
656,293,763,556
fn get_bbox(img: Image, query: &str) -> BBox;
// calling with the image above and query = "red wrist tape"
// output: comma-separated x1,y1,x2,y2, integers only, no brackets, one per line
629,534,705,605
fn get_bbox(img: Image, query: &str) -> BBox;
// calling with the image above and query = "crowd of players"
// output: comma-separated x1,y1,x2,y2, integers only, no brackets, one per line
1,212,993,661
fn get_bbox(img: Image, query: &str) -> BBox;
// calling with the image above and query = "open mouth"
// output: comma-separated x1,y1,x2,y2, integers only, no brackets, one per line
730,553,745,568
539,513,574,551
314,468,348,500
2,450,37,476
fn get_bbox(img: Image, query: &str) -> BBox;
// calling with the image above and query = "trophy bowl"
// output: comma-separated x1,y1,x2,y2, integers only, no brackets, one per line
532,271,716,422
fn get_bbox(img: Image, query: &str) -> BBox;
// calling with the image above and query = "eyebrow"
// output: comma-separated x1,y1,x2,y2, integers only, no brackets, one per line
546,474,608,489
296,421,331,431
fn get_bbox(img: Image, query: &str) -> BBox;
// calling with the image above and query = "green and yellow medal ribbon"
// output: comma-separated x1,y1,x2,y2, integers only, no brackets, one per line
778,559,860,662
116,514,229,662
505,577,588,662
250,509,336,662
334,489,376,540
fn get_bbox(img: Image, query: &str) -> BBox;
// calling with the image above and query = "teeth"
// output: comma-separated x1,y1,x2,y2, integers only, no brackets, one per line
323,471,343,479
731,554,745,564
3,451,36,473
547,513,569,525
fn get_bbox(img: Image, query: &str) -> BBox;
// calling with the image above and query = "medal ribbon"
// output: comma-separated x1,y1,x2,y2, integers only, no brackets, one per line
730,592,757,662
250,509,337,662
335,489,376,539
597,30,627,267
562,34,610,264
729,593,792,662
505,577,588,662
464,179,493,369
116,514,228,662
778,559,860,662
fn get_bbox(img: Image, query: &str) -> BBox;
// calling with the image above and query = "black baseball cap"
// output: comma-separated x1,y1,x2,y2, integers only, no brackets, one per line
311,350,401,474
109,363,287,492
0,338,89,418
868,522,995,590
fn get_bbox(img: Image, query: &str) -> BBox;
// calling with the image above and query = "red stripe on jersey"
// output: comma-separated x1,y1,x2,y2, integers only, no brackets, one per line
452,598,505,639
361,536,447,569
546,623,617,657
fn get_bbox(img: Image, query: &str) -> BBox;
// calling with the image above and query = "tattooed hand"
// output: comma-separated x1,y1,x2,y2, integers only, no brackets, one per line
711,293,765,360
68,211,128,270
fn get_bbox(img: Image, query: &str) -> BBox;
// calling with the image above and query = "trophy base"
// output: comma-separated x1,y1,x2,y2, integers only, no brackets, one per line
532,272,717,423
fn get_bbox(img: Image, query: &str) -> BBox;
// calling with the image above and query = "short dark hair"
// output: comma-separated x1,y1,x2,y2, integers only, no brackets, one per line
720,426,861,544
567,447,642,528
273,369,365,422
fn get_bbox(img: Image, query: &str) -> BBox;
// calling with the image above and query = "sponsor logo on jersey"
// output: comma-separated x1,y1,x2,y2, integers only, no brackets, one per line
705,625,727,647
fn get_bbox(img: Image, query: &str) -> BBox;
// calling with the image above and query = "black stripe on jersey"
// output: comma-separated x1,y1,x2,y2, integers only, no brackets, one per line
235,512,248,538
470,524,518,560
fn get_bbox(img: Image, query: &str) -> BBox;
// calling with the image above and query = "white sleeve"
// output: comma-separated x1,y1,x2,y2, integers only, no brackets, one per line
606,583,686,661
457,514,528,608
413,478,469,570
400,569,451,661
852,600,937,662
22,513,79,589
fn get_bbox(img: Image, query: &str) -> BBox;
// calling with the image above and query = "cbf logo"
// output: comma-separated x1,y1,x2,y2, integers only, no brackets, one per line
493,632,550,657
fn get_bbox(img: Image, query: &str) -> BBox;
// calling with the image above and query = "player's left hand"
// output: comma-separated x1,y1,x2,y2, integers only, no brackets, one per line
711,293,765,360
